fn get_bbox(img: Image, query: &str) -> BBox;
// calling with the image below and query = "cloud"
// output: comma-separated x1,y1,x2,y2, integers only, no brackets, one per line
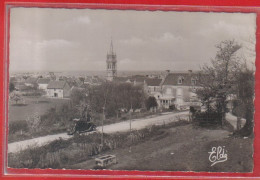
119,37,144,45
152,32,183,42
36,39,75,49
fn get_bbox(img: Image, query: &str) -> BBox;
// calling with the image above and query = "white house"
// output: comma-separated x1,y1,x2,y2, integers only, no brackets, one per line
158,70,201,109
144,78,162,94
46,81,71,98
37,78,51,91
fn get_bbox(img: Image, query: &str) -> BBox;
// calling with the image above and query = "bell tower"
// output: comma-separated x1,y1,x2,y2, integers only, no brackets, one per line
106,39,117,81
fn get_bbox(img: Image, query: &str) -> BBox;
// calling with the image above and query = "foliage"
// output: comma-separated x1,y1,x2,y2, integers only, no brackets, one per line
192,110,222,127
9,120,188,169
197,40,242,115
87,82,145,117
145,96,158,110
10,93,24,104
9,82,15,92
26,112,41,132
40,104,77,129
9,120,28,134
233,69,255,136
70,88,87,107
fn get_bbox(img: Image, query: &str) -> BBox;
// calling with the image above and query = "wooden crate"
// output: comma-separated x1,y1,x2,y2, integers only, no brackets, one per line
95,155,117,167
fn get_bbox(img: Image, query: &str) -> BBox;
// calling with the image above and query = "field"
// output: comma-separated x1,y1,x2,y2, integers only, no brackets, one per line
9,96,70,122
71,124,253,172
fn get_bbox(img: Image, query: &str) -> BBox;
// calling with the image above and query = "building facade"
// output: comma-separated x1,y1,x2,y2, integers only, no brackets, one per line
37,78,51,91
46,81,71,98
160,71,201,109
146,70,201,110
106,40,117,81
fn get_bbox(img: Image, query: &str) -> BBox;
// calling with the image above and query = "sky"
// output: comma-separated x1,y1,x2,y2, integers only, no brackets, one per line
9,8,256,72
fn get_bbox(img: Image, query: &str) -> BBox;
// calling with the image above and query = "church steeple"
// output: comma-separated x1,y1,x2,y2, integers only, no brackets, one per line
110,38,114,54
106,38,117,81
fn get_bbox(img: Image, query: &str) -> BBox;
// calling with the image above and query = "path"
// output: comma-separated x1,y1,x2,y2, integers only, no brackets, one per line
226,113,246,130
8,111,189,153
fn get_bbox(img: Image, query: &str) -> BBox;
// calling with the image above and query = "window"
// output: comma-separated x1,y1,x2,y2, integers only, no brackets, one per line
178,76,184,84
191,77,197,85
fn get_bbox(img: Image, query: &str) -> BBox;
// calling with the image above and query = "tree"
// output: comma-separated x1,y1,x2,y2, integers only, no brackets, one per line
145,96,158,110
87,82,145,117
197,40,242,125
10,93,23,104
234,69,254,136
26,112,41,132
70,88,87,107
9,82,15,93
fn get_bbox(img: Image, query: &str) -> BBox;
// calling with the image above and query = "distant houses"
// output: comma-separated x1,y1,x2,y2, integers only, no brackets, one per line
37,78,51,91
24,77,38,87
46,81,71,98
10,69,203,106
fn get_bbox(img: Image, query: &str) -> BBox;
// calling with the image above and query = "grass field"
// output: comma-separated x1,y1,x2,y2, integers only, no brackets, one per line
8,96,70,122
71,124,253,172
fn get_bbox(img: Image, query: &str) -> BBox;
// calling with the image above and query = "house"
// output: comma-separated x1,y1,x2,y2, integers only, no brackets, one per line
83,76,103,86
158,70,201,109
46,81,71,98
24,77,38,87
37,78,51,91
144,78,162,94
128,75,148,86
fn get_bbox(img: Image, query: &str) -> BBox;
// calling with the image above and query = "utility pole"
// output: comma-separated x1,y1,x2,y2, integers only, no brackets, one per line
129,101,133,153
130,102,133,132
101,106,105,147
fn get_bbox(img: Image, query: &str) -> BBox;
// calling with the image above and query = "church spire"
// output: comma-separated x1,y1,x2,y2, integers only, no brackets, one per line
110,37,114,54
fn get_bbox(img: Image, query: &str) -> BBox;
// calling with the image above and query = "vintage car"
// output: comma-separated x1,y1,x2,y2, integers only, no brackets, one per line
67,118,96,135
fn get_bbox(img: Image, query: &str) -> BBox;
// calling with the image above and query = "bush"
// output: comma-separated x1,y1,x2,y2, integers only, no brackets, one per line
193,110,222,127
9,120,28,134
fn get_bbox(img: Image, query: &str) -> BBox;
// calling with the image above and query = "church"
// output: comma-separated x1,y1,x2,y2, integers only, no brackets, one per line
106,40,117,81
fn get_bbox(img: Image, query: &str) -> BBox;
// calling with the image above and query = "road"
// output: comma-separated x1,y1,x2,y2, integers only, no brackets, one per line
226,112,246,130
8,111,189,154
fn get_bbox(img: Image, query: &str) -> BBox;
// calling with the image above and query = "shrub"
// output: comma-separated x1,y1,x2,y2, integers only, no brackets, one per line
9,120,28,134
193,110,222,127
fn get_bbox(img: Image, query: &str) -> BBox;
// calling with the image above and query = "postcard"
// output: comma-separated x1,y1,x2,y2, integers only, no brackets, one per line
3,3,258,178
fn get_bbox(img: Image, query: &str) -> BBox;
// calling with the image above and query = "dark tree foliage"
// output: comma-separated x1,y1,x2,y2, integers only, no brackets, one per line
145,96,158,110
87,82,145,117
233,69,254,136
70,88,87,107
197,40,242,122
9,82,15,92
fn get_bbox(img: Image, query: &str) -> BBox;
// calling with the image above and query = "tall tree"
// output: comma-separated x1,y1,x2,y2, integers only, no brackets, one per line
145,96,158,110
234,69,254,136
197,40,242,124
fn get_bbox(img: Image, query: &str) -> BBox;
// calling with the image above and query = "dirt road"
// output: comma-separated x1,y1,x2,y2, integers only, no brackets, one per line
8,111,189,153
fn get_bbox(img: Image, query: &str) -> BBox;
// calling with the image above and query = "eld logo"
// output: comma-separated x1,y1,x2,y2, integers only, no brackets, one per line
208,146,228,166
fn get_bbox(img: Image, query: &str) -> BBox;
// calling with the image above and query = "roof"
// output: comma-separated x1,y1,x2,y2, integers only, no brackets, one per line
25,77,38,84
145,79,162,86
162,72,199,86
113,77,129,83
47,81,67,89
129,75,149,83
37,78,51,84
